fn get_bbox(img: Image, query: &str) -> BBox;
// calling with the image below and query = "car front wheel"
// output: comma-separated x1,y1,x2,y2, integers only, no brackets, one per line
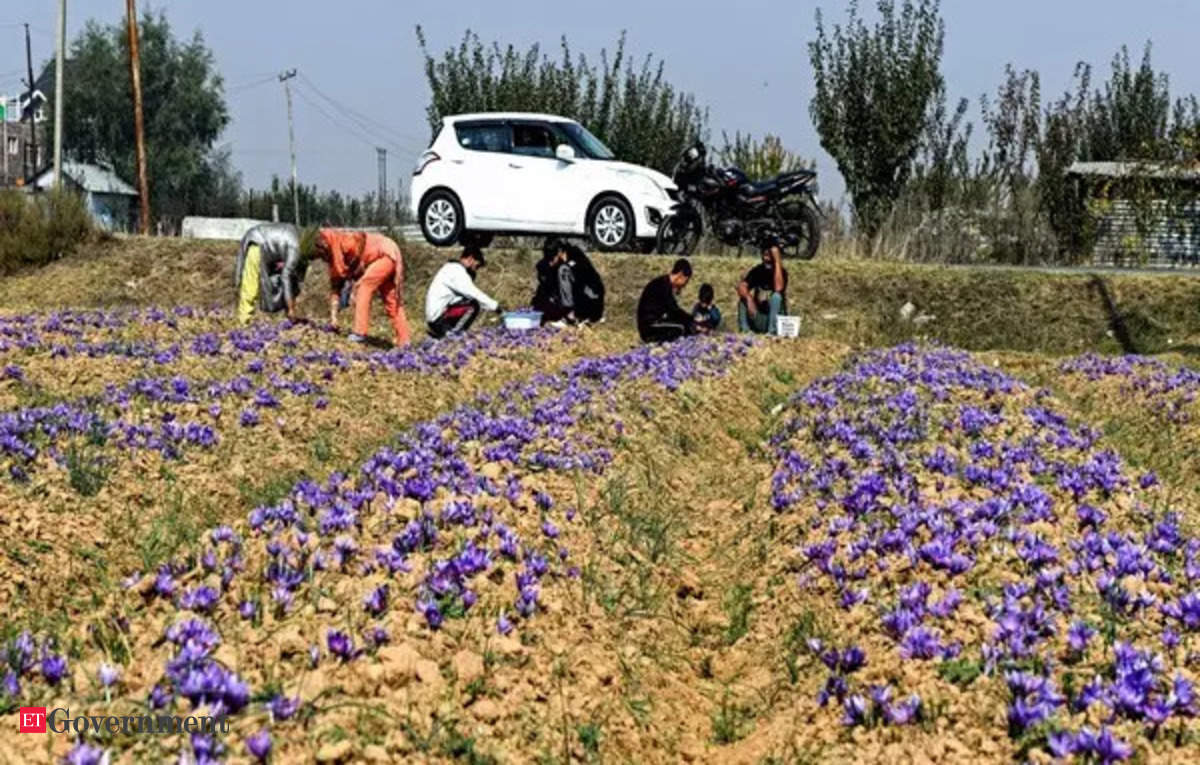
420,191,464,247
588,195,634,252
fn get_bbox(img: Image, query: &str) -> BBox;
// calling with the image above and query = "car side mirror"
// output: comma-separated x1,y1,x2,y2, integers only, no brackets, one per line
555,144,576,162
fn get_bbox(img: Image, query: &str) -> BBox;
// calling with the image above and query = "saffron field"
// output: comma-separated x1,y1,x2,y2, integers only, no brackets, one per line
2,305,1200,763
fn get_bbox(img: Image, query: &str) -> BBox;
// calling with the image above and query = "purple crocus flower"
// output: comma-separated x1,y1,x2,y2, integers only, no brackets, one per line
363,585,389,616
41,654,68,685
326,630,356,661
246,729,272,761
98,663,120,688
239,600,258,620
1046,731,1076,758
1067,620,1095,654
541,520,560,539
268,694,301,721
62,743,107,765
497,612,514,635
841,695,868,726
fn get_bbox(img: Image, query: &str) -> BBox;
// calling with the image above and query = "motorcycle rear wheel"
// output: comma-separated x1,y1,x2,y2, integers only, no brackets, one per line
655,211,702,256
780,203,821,260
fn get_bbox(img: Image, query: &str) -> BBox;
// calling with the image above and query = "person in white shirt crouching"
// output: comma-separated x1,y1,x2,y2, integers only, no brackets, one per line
424,246,504,339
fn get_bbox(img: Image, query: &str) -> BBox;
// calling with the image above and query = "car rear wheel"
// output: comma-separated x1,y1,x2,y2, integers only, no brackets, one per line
588,195,634,252
420,190,464,247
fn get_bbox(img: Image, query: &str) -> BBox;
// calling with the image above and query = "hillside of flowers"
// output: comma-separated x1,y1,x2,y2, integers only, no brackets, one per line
6,297,1200,763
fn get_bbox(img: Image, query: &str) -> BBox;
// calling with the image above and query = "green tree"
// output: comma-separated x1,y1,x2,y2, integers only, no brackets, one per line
808,0,947,235
49,10,230,225
416,28,706,173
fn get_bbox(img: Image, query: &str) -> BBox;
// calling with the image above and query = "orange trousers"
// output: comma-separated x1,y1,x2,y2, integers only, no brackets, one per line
354,257,411,346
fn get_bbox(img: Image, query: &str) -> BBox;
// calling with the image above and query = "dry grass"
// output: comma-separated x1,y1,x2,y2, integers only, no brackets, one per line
5,235,1200,355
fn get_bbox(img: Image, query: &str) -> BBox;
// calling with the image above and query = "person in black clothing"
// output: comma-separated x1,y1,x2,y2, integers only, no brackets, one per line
532,239,606,324
636,258,696,343
736,235,788,334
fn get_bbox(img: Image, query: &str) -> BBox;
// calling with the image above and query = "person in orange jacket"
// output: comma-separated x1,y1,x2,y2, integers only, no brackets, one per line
313,228,412,347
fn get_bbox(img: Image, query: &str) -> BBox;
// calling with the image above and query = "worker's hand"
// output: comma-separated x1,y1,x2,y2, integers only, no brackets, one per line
736,282,751,301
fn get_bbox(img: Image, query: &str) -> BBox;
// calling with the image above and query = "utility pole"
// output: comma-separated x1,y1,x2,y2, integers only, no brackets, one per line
24,23,39,185
279,69,299,225
377,147,388,224
126,0,150,234
53,0,66,191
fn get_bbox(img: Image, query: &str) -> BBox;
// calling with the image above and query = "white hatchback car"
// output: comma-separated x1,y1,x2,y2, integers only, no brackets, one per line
410,113,678,252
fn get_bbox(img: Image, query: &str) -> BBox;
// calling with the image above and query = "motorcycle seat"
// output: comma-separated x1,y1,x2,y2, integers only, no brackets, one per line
742,169,817,197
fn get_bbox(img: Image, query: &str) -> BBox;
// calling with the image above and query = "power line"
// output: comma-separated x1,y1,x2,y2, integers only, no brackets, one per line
226,73,276,93
292,85,379,150
295,73,426,151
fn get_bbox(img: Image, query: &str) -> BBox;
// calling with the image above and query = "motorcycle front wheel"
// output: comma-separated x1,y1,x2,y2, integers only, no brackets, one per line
656,210,702,256
779,203,821,260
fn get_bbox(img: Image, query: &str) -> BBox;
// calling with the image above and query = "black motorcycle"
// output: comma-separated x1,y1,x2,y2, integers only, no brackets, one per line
656,141,822,259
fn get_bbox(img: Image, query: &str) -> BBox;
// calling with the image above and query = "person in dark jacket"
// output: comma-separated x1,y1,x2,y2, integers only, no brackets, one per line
532,239,606,324
636,258,696,343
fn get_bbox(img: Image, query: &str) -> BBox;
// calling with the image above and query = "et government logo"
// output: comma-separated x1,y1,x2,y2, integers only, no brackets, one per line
19,706,231,735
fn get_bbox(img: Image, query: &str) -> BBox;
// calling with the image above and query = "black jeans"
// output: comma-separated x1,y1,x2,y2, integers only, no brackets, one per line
427,299,480,339
639,322,688,344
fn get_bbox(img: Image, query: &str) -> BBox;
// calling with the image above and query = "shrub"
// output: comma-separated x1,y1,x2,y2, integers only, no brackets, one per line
0,189,94,275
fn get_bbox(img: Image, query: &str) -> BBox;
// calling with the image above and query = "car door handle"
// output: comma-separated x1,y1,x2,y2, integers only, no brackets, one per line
450,159,465,165
508,163,524,169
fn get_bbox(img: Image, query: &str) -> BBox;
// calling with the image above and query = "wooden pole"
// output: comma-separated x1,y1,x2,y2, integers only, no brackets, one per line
24,24,39,185
126,0,150,234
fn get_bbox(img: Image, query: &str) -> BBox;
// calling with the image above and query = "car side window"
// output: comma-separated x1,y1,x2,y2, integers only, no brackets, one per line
511,123,558,158
456,123,510,153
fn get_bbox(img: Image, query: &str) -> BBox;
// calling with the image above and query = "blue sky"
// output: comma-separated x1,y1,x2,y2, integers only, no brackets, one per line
4,1,1199,203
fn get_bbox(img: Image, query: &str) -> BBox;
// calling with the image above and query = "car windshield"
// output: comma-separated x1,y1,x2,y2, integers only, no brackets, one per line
560,122,615,160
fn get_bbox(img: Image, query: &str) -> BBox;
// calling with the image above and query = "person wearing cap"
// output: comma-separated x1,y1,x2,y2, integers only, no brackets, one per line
532,238,606,325
425,246,504,339
313,228,412,347
234,223,308,325
736,234,788,335
636,258,697,343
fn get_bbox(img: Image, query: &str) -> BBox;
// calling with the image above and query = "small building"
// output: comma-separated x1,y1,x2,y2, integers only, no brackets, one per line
1067,161,1200,266
32,162,140,232
1,93,47,188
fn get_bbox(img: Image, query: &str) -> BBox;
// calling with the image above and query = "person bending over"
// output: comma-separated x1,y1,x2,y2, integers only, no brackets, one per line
636,258,696,343
234,223,307,324
737,235,788,335
425,246,503,339
313,228,412,347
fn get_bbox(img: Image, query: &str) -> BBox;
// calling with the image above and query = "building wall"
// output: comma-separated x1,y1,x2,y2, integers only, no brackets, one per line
0,119,44,189
89,192,135,233
1092,198,1200,266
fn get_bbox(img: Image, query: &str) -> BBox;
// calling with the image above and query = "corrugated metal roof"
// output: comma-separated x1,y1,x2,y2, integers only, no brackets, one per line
34,162,138,196
1068,161,1200,181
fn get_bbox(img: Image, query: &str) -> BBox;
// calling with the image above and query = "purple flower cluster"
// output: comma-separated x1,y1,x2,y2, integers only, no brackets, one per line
14,335,754,762
770,343,1200,758
1,317,568,481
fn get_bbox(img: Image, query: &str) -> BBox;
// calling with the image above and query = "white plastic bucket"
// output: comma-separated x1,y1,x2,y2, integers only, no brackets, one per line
503,311,543,330
775,315,801,338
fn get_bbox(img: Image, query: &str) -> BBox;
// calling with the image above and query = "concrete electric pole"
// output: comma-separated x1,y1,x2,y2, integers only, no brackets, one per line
377,147,388,224
53,0,66,191
126,0,150,233
279,69,300,225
